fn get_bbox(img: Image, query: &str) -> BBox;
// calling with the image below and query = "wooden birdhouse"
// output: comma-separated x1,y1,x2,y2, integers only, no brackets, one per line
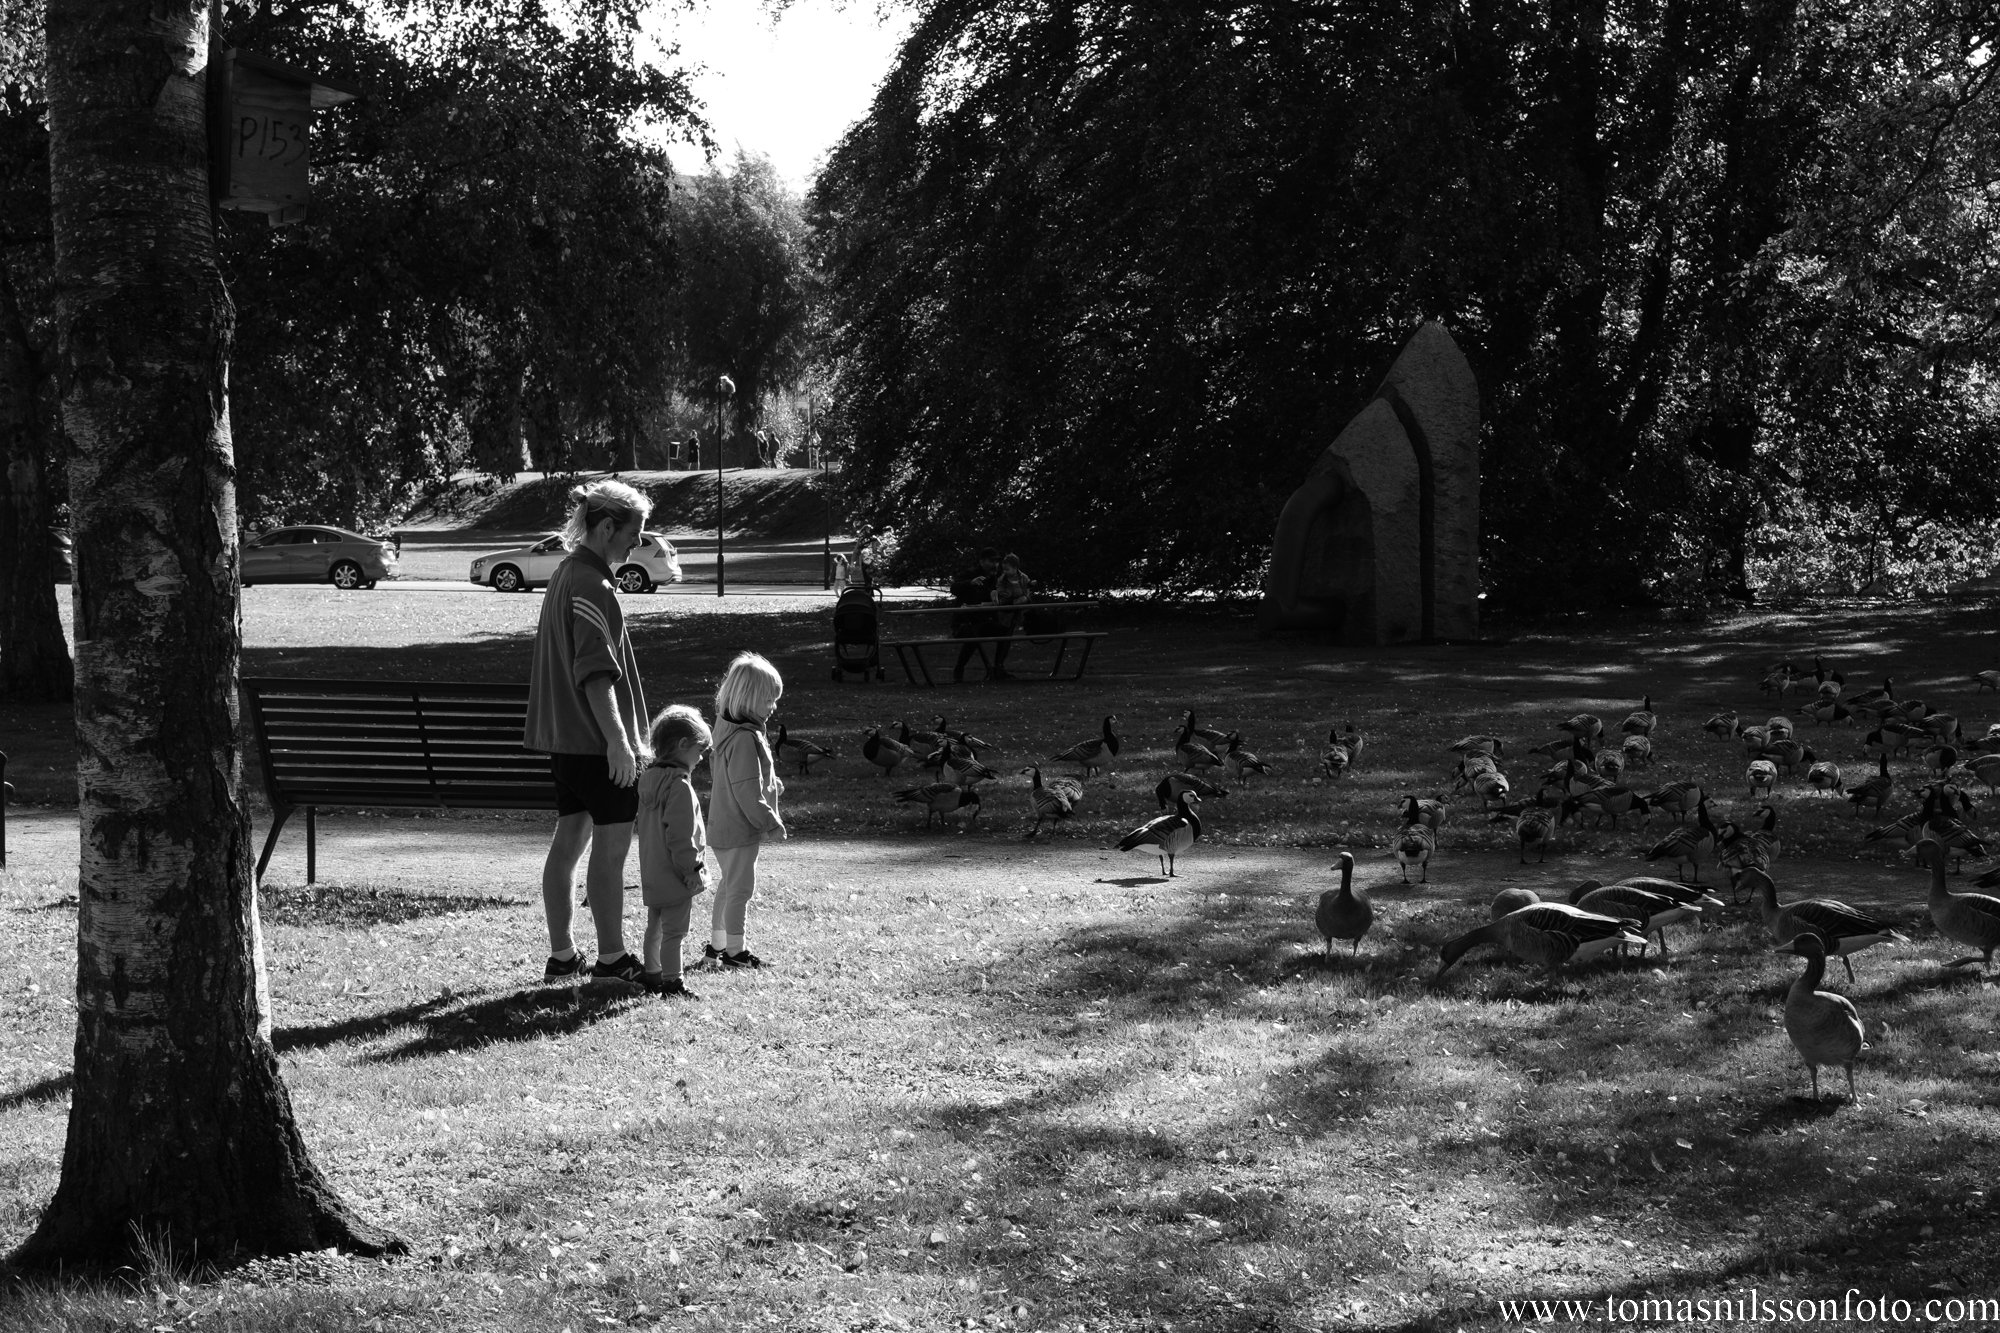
210,50,360,226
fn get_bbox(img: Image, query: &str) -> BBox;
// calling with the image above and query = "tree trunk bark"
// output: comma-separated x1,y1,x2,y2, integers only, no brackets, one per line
13,0,401,1268
0,269,72,702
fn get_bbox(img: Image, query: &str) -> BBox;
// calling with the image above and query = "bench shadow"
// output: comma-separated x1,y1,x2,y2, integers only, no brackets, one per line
259,884,520,929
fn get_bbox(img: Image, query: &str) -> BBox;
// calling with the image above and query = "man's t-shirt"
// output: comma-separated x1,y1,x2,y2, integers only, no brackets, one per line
524,546,647,755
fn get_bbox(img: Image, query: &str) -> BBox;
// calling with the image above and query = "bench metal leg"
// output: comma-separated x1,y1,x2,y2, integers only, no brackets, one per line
306,806,317,885
254,804,295,884
1069,635,1098,679
1048,637,1072,678
893,642,934,687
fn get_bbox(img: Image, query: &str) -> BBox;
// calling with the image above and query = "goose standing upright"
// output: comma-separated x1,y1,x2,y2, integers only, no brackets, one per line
1739,866,1905,981
1174,714,1223,773
1314,852,1372,960
1048,714,1121,778
1780,933,1866,1103
1019,766,1074,840
1621,695,1657,737
1394,823,1436,884
1118,791,1203,877
774,724,835,775
1915,838,2000,972
861,725,916,778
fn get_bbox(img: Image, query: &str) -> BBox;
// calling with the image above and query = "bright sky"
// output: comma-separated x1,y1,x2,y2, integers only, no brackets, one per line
643,0,916,192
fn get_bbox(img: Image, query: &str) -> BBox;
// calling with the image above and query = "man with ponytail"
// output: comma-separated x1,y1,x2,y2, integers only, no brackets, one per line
526,478,655,986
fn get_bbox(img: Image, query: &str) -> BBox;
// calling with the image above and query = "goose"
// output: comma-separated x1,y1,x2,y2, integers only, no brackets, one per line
1118,791,1202,877
893,782,982,830
1737,723,1772,754
1974,668,2000,694
1739,866,1905,982
1645,801,1718,881
1719,804,1781,877
1394,824,1436,883
1491,887,1540,918
1846,754,1892,817
1492,805,1555,863
1811,656,1845,698
1557,713,1604,741
943,751,998,788
1337,721,1366,765
1449,735,1507,759
1765,714,1796,742
1920,712,1962,741
1845,677,1894,710
1471,769,1512,809
1863,811,1926,853
1620,695,1657,737
1760,662,1801,697
1780,933,1866,1103
1806,759,1843,796
1046,774,1084,806
1047,714,1121,778
1155,771,1227,810
1867,719,1921,757
1960,753,2000,797
1918,804,1989,871
1620,735,1653,769
1645,780,1706,824
1801,697,1854,727
1314,852,1372,960
1182,710,1232,751
1435,902,1647,978
1761,737,1812,774
1921,740,1960,777
1321,741,1354,780
1595,748,1626,783
774,724,836,775
1220,734,1272,782
930,717,992,755
1703,710,1740,740
1568,881,1704,956
1454,751,1501,785
1565,785,1651,830
861,725,916,778
1916,838,2000,970
1019,766,1074,839
1399,795,1448,831
1746,758,1778,798
1175,716,1223,773
1544,756,1605,796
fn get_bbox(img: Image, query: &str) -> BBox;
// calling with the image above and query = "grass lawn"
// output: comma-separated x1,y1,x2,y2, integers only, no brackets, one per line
3,591,2000,1330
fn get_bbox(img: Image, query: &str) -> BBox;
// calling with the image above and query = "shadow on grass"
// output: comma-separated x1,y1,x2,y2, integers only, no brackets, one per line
353,985,646,1063
259,884,520,929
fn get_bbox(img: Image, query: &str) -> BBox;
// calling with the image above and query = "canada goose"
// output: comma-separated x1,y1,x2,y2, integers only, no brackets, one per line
861,725,916,778
1620,735,1653,769
1645,780,1706,824
1117,791,1202,877
1801,697,1854,727
773,724,836,775
1646,801,1719,881
1435,902,1647,978
1394,824,1436,883
1174,716,1223,773
929,717,992,755
1916,839,2000,971
1974,669,2000,694
1491,887,1540,919
1738,723,1772,754
1806,759,1844,796
1811,656,1845,697
1780,933,1866,1103
1566,785,1651,830
1960,753,2000,796
1761,662,1801,697
1492,805,1555,863
1471,769,1512,809
1918,799,1989,871
1621,695,1657,737
1703,710,1739,740
894,782,982,830
1155,771,1227,810
1739,866,1905,982
1449,735,1507,759
1182,710,1232,751
1221,734,1272,782
1863,811,1926,852
1527,735,1589,761
1920,712,1962,741
1399,795,1447,831
943,751,998,788
1746,758,1778,798
1846,754,1892,817
1762,738,1812,774
1048,714,1121,778
1019,766,1074,840
1921,741,1961,777
1595,748,1626,783
1845,677,1894,710
1558,713,1604,741
1315,852,1372,960
1766,714,1796,742
1719,804,1782,879
1568,881,1704,956
1321,741,1354,780
1453,751,1501,786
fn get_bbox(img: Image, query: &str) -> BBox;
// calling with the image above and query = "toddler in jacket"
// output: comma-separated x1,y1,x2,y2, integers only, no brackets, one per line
706,652,786,968
637,704,712,997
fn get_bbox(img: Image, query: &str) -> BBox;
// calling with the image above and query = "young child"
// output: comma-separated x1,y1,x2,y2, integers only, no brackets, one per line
996,552,1032,606
637,704,712,997
706,652,786,968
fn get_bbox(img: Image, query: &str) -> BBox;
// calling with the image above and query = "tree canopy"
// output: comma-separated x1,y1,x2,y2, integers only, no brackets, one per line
812,0,2000,606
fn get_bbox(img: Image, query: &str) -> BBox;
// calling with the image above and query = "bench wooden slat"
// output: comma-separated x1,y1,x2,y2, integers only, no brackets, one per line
885,632,1108,687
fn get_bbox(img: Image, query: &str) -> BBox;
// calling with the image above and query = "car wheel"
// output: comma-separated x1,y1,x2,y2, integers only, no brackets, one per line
330,560,365,590
491,565,524,593
615,566,653,594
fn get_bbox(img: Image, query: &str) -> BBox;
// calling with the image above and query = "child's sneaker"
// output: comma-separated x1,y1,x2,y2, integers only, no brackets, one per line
701,944,723,966
644,975,700,999
588,952,646,986
720,949,765,969
543,952,584,983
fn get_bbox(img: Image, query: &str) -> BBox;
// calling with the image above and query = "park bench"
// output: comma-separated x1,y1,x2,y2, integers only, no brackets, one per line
242,677,553,885
882,602,1107,687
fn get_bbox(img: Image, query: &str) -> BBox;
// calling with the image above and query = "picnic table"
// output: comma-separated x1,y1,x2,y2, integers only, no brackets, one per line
881,600,1106,686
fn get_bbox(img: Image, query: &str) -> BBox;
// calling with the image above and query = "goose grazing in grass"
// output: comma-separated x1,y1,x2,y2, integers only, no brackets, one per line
1807,759,1843,796
1737,723,1772,754
1491,887,1541,919
1846,754,1892,817
943,750,999,788
1646,800,1718,881
1921,711,1962,741
1703,710,1739,740
1221,734,1272,782
1620,735,1653,769
861,725,917,778
1781,933,1866,1103
1435,902,1647,979
1917,838,2000,972
1450,735,1507,759
1566,785,1651,830
1019,766,1076,839
1645,780,1705,824
1922,740,1961,777
1802,696,1853,727
1048,714,1121,778
1746,757,1778,798
1568,881,1704,956
1975,668,2000,694
1738,866,1905,982
1719,804,1781,877
1863,811,1926,853
1845,677,1894,711
1557,712,1604,742
1761,737,1812,774
894,782,982,830
1394,823,1436,883
1400,795,1448,831
1118,790,1202,877
1183,711,1232,752
1621,695,1658,737
1960,753,2000,797
1315,852,1372,960
1175,715,1223,773
1155,771,1227,810
1471,769,1511,809
774,724,836,775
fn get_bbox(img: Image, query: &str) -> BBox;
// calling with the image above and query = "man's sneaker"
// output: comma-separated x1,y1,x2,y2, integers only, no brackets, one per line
721,949,765,969
588,952,646,986
643,975,700,999
543,952,584,983
701,944,723,966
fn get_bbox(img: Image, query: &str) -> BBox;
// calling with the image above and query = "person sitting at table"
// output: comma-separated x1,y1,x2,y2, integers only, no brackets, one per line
950,547,1013,682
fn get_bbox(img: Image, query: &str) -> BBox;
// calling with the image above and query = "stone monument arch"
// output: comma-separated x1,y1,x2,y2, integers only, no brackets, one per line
1258,322,1480,644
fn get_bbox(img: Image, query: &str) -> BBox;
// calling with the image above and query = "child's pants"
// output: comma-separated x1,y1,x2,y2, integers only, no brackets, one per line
712,843,760,946
644,898,693,979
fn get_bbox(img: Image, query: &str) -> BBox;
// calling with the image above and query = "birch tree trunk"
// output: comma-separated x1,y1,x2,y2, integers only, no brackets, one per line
12,0,399,1266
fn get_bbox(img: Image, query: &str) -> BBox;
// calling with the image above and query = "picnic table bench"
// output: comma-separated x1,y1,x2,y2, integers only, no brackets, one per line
882,601,1106,687
243,677,553,885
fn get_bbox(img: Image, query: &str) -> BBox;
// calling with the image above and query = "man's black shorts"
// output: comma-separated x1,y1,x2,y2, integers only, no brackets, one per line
551,752,639,825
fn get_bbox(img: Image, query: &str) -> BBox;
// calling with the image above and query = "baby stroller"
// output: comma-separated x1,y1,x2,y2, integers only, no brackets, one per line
831,584,887,681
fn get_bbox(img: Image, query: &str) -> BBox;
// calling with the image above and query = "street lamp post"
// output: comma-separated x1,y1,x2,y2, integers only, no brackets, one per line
714,374,734,597
813,394,832,590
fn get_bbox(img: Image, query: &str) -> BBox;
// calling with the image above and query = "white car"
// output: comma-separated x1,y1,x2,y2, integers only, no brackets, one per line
469,532,684,594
